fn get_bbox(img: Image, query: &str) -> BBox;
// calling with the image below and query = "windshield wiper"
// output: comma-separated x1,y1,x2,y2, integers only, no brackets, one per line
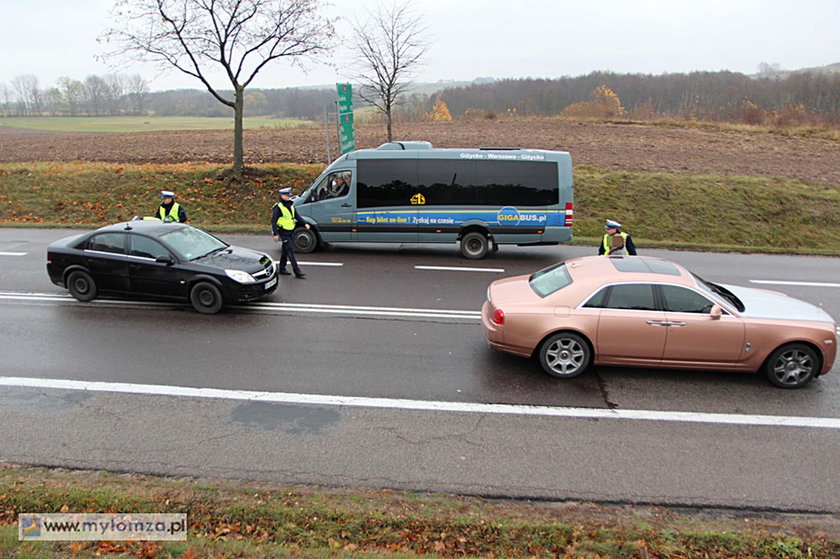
193,246,228,260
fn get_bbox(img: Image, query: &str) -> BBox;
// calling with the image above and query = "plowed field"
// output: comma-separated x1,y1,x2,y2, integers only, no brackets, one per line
1,120,838,185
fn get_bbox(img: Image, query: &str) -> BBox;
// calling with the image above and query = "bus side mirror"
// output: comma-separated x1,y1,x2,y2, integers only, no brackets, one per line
710,304,722,320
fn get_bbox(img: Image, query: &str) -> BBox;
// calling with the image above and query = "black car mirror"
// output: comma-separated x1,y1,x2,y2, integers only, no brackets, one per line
156,255,174,265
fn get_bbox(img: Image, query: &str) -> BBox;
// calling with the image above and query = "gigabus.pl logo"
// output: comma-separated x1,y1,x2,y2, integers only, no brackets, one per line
497,206,520,225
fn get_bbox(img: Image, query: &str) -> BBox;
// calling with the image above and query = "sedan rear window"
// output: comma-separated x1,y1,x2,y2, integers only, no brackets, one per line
529,263,572,297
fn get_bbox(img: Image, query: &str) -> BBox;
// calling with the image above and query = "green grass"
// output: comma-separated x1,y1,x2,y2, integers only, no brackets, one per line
0,116,312,133
1,161,839,255
0,465,837,558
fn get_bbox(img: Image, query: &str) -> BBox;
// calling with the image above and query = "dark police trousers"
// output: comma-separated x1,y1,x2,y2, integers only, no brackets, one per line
278,230,302,275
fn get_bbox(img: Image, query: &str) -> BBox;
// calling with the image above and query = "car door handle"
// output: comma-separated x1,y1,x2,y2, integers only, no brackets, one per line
645,320,669,326
668,322,687,327
341,203,351,207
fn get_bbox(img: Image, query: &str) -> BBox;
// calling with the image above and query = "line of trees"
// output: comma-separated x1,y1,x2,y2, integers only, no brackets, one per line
435,70,840,123
0,73,150,117
2,68,839,124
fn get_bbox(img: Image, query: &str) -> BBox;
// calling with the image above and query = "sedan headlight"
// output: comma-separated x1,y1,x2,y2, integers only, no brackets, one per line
225,269,256,284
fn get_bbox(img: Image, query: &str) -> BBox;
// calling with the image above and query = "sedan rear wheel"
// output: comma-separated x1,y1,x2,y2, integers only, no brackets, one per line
67,270,97,302
190,281,223,315
764,343,819,388
539,332,591,378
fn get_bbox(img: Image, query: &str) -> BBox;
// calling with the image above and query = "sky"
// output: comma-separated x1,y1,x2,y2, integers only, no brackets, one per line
1,0,838,93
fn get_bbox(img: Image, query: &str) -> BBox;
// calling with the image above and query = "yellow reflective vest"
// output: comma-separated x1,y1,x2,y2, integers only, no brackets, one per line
158,202,182,222
275,202,296,231
602,231,629,255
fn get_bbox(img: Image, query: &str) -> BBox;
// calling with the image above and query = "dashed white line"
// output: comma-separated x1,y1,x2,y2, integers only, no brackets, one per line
0,252,27,256
750,280,840,288
415,265,505,273
0,376,838,430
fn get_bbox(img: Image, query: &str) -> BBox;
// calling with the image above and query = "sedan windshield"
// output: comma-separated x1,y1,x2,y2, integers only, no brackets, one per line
691,272,745,312
159,227,228,260
529,262,572,298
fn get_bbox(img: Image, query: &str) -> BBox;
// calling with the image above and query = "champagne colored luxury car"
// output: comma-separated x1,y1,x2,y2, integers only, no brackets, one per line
482,255,837,388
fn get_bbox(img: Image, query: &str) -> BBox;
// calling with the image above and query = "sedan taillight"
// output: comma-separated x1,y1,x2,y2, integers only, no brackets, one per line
491,308,505,325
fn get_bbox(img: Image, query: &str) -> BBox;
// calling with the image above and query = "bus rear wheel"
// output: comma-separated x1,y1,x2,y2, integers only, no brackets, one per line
460,231,490,259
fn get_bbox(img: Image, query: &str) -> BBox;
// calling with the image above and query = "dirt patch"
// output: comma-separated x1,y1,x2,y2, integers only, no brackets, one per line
1,120,838,185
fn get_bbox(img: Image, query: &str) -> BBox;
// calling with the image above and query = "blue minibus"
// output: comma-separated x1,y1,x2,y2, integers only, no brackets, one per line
292,141,574,259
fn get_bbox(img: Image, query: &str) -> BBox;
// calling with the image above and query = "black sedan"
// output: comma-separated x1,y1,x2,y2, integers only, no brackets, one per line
47,221,278,314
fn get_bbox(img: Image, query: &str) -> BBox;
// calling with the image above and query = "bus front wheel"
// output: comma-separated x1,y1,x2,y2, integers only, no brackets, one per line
293,227,318,253
460,232,490,259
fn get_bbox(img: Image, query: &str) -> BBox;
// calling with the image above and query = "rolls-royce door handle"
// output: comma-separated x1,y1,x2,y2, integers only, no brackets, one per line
645,320,687,327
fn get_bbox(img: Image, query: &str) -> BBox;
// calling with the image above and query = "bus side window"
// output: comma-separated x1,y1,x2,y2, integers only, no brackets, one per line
316,172,351,201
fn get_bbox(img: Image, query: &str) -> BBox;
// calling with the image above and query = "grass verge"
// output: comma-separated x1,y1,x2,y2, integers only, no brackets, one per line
0,161,839,255
1,464,838,558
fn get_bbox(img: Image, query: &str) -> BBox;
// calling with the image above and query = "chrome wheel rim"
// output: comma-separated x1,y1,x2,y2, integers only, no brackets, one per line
545,338,586,376
771,349,814,387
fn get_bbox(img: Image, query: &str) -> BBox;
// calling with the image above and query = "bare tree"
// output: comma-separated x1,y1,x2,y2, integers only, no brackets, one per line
0,83,11,117
125,73,150,115
58,77,86,116
102,0,334,175
85,75,109,115
349,2,429,142
105,73,126,115
11,74,42,116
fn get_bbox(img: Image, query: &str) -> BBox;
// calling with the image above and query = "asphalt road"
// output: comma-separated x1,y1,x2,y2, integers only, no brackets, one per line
1,228,839,512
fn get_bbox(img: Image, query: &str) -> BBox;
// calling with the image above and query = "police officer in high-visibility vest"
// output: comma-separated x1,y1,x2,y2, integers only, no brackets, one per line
156,190,188,223
599,219,637,256
271,187,310,279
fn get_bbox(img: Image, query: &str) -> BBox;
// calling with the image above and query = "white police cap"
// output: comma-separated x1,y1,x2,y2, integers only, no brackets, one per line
161,190,175,198
278,187,292,196
605,219,622,229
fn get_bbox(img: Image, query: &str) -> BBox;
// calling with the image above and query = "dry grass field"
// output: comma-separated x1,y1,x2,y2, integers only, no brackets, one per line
1,119,839,186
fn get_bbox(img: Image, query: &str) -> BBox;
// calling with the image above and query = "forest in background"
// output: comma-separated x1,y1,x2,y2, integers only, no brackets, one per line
2,64,839,127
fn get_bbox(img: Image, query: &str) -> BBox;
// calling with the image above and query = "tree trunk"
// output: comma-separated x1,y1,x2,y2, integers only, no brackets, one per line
386,106,393,142
233,86,245,176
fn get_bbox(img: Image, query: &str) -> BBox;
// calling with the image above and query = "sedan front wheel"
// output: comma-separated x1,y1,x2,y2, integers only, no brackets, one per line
190,281,223,315
539,332,591,378
764,343,819,388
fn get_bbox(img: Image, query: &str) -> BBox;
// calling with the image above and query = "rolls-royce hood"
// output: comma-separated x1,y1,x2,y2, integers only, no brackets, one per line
723,284,835,324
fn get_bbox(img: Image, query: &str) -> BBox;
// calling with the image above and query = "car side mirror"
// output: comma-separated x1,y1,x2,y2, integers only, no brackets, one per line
156,255,174,265
709,304,722,320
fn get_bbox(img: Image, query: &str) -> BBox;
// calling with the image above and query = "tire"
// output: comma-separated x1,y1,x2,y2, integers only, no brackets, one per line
460,231,489,259
67,270,97,302
539,332,591,379
293,227,318,253
764,343,820,388
190,281,223,315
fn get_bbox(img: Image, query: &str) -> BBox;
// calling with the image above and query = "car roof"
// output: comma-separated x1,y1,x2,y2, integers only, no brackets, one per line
95,221,191,237
563,255,693,286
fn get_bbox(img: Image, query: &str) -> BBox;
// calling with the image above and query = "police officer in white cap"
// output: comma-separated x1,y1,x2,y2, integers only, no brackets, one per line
156,190,188,223
271,187,310,279
599,219,637,256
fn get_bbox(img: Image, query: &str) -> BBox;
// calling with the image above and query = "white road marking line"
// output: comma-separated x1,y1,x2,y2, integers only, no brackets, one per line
0,252,27,256
750,280,840,288
273,260,343,267
1,376,838,430
415,265,505,273
0,291,481,320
